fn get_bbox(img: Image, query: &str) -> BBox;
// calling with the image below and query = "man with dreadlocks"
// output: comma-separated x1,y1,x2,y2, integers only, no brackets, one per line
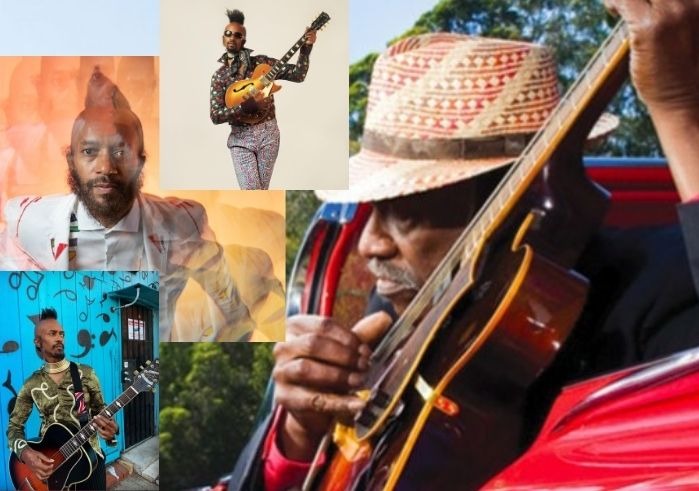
209,8,317,190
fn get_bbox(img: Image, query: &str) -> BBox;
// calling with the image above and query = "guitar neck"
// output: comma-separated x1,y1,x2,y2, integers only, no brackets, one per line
57,386,140,459
263,33,309,82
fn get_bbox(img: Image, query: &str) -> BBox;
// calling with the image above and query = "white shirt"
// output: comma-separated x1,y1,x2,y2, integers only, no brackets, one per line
70,199,145,270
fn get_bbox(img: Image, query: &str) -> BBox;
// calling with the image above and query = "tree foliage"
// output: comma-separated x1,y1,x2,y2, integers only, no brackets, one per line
159,343,274,490
286,190,320,279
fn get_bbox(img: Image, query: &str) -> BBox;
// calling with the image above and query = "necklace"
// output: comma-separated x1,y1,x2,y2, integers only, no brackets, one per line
43,359,69,374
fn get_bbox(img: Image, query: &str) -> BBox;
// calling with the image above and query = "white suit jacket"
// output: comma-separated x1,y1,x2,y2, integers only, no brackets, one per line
2,193,254,341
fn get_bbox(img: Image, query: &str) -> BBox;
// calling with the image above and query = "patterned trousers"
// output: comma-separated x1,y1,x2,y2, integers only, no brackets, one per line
227,119,280,190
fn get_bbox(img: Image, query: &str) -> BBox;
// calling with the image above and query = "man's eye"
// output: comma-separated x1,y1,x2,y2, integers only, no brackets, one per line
113,150,125,158
81,148,97,156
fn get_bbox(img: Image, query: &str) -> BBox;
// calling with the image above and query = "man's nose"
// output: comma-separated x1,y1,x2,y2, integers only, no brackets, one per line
95,150,117,174
358,209,397,260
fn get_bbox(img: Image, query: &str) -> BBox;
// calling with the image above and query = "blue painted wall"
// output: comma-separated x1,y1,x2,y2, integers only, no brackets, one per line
0,270,159,490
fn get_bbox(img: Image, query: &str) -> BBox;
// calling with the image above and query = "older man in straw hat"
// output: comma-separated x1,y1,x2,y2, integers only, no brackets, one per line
228,1,699,489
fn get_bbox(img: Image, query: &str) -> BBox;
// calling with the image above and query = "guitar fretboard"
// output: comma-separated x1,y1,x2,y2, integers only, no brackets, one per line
58,385,141,459
262,35,310,83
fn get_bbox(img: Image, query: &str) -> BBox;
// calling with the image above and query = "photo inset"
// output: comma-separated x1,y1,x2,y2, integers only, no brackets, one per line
160,0,349,190
0,270,159,490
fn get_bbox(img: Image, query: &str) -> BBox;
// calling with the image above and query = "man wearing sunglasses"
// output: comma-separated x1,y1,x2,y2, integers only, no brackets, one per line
210,8,317,190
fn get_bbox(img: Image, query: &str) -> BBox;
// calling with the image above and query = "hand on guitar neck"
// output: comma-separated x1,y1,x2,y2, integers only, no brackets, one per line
19,448,54,482
273,312,392,461
303,28,317,46
93,414,118,440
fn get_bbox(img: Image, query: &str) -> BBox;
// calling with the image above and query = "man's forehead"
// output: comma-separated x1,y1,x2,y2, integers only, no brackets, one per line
224,22,245,33
37,319,63,334
73,109,139,143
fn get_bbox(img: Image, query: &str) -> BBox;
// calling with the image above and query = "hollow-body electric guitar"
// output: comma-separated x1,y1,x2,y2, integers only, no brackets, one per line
298,20,634,491
224,12,330,114
9,361,159,491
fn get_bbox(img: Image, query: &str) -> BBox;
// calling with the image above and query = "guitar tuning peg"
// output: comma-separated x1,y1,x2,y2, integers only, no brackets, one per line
139,365,144,371
133,370,139,376
145,360,151,366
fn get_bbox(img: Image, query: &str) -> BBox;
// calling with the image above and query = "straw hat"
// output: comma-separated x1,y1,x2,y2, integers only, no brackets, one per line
318,33,618,203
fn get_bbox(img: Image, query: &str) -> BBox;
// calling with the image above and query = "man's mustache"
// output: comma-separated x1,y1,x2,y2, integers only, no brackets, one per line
87,176,126,189
367,258,421,291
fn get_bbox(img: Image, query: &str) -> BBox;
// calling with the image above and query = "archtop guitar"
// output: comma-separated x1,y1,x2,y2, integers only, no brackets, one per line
224,12,330,115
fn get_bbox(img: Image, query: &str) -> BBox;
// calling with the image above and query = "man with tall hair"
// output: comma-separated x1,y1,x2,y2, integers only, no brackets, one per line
7,307,118,490
1,68,255,342
226,0,699,489
209,8,317,189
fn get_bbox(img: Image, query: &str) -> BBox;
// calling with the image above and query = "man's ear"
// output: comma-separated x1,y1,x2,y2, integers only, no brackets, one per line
65,147,74,166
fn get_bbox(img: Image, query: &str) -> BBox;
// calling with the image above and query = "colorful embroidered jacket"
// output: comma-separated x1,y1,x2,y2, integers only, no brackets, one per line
210,45,312,127
6,363,113,459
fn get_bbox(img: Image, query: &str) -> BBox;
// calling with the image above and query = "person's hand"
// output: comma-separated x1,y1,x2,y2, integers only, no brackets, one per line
606,0,699,200
273,312,392,460
21,447,54,481
93,414,118,440
605,0,699,115
304,28,317,45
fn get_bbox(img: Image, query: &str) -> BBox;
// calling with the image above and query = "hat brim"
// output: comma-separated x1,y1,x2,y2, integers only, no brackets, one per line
318,113,620,203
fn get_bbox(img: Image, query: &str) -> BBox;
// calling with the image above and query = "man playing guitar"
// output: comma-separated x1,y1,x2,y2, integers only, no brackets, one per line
7,308,118,490
209,8,317,190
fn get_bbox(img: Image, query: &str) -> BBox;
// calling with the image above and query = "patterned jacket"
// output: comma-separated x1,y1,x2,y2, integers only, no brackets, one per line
7,363,110,460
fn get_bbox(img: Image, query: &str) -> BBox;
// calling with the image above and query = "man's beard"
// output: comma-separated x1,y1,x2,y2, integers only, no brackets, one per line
68,165,143,225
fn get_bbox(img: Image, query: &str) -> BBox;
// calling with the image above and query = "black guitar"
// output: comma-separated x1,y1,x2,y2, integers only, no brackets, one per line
9,360,159,491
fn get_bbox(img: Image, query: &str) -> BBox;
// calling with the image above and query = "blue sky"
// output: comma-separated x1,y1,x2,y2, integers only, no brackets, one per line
0,0,158,54
350,0,440,62
0,0,436,59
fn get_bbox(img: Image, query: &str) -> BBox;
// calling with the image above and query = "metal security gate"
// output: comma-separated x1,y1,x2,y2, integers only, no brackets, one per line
120,303,156,448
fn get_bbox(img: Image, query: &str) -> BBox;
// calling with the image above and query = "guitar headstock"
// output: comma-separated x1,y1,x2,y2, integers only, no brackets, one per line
132,359,160,393
310,12,330,32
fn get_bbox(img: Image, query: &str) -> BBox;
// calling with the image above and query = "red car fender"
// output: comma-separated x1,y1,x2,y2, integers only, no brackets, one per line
483,348,699,490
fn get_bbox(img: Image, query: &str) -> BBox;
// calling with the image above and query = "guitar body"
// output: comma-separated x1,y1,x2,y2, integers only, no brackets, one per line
225,63,281,110
9,422,97,491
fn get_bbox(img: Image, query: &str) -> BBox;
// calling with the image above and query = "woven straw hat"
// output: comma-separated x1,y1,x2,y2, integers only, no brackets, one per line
318,33,618,203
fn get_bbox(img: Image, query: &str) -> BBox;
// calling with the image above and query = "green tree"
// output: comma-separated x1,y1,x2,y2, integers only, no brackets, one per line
159,343,274,490
286,190,320,279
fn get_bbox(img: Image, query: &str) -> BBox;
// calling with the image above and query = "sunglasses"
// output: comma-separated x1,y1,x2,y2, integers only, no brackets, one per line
224,30,245,40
